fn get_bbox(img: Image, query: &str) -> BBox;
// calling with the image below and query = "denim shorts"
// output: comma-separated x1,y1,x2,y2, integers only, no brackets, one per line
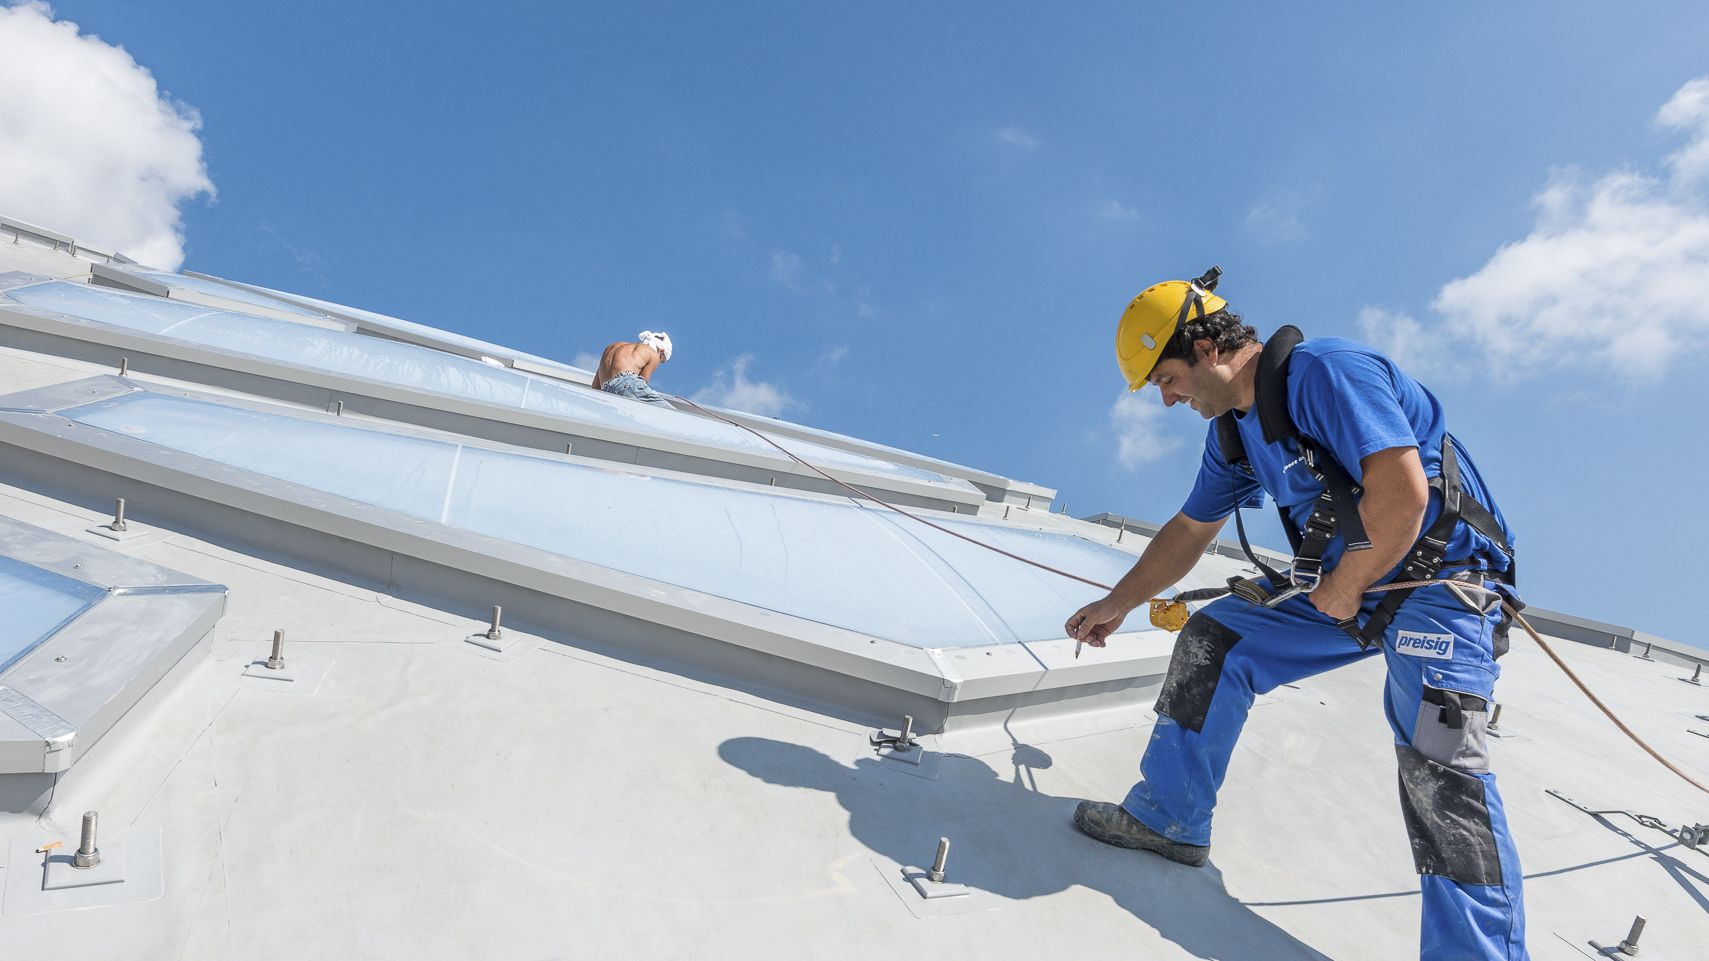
600,371,675,409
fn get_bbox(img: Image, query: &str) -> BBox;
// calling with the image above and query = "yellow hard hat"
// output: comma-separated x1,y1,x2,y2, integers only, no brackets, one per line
1115,267,1226,391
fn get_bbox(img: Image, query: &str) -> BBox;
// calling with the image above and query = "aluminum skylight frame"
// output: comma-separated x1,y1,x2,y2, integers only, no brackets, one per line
0,278,985,513
0,517,226,777
0,377,1182,730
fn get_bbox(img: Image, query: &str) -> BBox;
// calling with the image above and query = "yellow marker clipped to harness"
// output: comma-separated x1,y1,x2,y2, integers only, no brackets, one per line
1149,598,1190,632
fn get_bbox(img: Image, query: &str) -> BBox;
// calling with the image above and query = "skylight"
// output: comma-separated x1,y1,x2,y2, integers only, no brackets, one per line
0,554,105,676
0,280,971,495
61,389,1134,649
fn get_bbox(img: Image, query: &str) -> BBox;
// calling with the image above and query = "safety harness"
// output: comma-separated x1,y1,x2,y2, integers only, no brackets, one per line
1212,326,1517,649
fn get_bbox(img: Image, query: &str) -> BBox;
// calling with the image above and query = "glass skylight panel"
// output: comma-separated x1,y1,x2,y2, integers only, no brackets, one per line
2,281,958,489
0,554,106,675
63,392,1123,648
8,279,223,335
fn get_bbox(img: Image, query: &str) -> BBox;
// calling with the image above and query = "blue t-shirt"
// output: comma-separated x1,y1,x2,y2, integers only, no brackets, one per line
1180,337,1514,578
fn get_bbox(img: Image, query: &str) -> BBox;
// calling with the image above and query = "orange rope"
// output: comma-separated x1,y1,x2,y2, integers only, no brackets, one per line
1514,614,1709,796
676,395,1709,797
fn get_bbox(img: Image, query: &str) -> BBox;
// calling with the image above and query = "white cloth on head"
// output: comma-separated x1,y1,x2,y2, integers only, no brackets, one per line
637,330,673,361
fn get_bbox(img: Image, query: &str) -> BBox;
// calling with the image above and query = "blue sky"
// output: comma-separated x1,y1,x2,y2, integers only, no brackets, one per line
5,1,1709,646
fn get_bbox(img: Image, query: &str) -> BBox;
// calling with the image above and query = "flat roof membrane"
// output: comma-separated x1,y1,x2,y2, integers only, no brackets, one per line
63,391,1133,649
0,554,105,675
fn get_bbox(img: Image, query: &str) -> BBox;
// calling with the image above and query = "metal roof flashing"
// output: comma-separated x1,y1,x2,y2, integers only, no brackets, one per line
0,517,225,798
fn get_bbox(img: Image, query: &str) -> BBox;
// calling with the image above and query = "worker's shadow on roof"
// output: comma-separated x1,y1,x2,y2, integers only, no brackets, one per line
719,736,1335,961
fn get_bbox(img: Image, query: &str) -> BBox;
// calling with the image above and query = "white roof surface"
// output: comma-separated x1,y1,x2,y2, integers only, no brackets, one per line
0,230,1705,960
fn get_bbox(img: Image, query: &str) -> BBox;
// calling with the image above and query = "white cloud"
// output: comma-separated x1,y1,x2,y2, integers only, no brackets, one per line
1098,199,1138,221
1659,75,1709,187
1109,391,1182,469
1355,306,1441,375
0,2,213,269
994,126,1039,149
1245,193,1308,244
815,344,849,369
1360,74,1709,383
692,354,802,418
571,351,601,371
769,248,807,292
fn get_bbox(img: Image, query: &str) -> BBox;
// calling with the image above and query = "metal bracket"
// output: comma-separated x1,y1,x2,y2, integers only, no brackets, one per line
4,829,163,915
240,655,330,696
869,714,919,756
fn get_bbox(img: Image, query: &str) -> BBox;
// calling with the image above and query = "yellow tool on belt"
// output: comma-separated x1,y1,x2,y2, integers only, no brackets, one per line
1149,598,1191,632
1072,597,1193,659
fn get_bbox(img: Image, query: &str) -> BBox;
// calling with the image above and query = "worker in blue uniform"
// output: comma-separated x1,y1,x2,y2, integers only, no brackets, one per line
1066,269,1529,961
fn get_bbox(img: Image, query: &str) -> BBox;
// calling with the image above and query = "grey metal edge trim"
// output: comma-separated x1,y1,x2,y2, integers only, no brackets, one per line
89,263,170,297
0,216,74,247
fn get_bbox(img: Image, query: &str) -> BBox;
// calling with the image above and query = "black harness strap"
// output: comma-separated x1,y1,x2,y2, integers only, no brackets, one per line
1217,414,1290,585
1355,434,1514,647
1211,327,1514,649
1218,326,1372,599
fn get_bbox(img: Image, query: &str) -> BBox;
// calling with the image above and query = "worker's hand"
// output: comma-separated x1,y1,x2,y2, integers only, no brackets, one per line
1066,595,1130,648
1307,581,1362,622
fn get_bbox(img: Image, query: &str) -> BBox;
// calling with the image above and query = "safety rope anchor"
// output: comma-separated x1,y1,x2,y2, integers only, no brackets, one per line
870,714,919,754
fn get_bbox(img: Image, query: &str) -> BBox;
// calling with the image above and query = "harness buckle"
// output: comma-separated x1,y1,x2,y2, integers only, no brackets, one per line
1245,558,1323,609
1289,555,1324,590
1304,510,1337,538
1403,536,1449,582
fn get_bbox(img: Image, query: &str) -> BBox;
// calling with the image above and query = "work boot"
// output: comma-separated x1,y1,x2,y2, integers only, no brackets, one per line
1073,800,1209,867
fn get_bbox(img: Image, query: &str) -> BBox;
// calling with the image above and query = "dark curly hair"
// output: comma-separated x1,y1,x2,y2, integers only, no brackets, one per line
1157,309,1258,367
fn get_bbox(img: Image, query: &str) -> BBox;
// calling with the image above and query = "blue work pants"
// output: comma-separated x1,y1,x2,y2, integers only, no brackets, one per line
1122,577,1528,961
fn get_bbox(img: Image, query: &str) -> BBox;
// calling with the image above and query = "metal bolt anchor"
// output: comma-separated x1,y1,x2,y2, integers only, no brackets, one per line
1618,914,1645,955
927,837,950,883
868,714,918,753
265,629,286,670
1488,703,1502,731
118,356,128,377
108,498,128,532
486,606,503,641
1117,522,1126,543
72,811,100,869
1690,664,1703,685
333,400,344,416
